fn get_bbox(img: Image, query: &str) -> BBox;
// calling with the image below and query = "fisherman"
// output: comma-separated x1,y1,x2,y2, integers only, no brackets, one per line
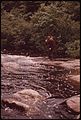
45,35,57,59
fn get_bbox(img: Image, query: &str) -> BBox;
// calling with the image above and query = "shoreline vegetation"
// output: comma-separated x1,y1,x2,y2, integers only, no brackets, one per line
1,1,80,58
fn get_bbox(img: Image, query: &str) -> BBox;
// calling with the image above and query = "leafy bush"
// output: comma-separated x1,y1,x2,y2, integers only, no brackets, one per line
65,40,80,58
1,1,80,58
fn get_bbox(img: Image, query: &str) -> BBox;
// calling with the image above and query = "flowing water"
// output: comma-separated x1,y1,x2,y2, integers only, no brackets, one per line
1,54,80,119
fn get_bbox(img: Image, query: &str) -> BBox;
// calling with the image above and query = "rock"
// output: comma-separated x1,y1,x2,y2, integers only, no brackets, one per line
13,89,43,102
5,107,13,113
76,114,80,119
2,89,46,115
70,68,80,75
66,95,80,113
3,99,29,111
68,75,80,84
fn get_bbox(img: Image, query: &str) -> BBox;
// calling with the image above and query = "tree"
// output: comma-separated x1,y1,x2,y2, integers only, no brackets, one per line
1,1,80,58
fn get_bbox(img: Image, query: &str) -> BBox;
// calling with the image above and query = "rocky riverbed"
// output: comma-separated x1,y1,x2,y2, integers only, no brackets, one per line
1,54,80,119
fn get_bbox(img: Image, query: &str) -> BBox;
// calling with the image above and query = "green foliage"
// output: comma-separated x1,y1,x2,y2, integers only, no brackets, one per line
65,40,80,58
1,10,33,52
1,1,80,58
30,3,80,57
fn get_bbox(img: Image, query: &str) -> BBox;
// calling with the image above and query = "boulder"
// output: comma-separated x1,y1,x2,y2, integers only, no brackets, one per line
2,89,46,115
66,95,80,113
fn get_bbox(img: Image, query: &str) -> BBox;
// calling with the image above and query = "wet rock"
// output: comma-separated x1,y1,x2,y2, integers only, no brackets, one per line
69,68,80,75
68,75,80,84
13,89,43,100
76,114,80,119
2,89,46,115
66,95,80,113
3,99,29,111
5,107,13,113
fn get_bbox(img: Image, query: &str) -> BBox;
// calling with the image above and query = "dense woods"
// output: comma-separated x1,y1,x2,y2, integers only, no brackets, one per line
1,1,80,58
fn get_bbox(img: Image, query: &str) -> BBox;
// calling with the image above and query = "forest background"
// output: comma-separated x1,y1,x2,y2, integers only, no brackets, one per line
1,1,80,58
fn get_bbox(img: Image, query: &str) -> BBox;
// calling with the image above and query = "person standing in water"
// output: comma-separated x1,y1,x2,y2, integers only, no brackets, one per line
45,35,57,59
